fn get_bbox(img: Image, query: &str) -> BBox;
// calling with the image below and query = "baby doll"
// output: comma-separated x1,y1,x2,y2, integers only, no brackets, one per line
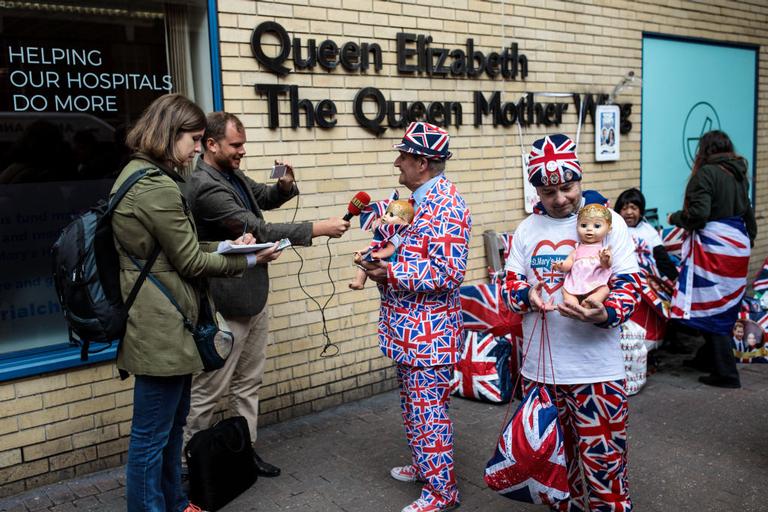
348,199,415,290
552,203,613,306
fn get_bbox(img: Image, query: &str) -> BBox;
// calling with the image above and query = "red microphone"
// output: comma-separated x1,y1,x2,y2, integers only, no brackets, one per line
343,191,371,221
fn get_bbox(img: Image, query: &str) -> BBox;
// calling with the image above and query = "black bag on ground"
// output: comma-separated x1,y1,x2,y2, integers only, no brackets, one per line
51,168,159,360
185,416,258,511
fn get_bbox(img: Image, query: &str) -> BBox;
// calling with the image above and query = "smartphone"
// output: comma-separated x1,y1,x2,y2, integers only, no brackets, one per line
276,238,292,251
270,164,287,179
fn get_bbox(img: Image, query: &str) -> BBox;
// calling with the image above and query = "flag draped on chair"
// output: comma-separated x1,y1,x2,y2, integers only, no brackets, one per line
459,283,521,337
452,283,523,404
451,332,514,403
670,217,750,334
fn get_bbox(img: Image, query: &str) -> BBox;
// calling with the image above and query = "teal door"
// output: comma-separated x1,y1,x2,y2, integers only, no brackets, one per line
641,35,757,223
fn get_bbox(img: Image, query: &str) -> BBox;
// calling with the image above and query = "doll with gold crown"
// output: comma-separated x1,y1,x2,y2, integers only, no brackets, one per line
348,199,414,290
552,203,614,306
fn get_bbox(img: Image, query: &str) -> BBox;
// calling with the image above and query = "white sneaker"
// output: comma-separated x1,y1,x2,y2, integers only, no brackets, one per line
390,465,426,483
401,497,459,512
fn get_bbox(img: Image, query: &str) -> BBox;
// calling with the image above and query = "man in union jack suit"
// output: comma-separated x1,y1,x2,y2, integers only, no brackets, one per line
361,121,471,512
502,134,641,511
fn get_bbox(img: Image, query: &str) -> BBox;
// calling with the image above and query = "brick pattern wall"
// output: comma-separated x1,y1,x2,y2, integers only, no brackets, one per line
0,366,131,496
1,0,767,496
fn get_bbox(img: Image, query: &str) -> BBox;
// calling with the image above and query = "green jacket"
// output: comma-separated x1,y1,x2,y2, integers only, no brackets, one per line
669,154,757,242
110,157,248,376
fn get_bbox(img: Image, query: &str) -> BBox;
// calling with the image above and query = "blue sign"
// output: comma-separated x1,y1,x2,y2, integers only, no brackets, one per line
641,35,756,223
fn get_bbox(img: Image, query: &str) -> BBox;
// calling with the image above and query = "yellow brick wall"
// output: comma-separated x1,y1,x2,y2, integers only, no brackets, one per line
1,0,767,496
0,366,131,496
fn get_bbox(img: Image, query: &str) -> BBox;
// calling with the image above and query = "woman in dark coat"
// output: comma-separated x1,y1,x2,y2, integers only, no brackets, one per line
668,130,757,388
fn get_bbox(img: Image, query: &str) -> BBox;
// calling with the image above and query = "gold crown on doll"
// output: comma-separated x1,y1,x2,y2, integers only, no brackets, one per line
577,203,612,224
385,200,415,223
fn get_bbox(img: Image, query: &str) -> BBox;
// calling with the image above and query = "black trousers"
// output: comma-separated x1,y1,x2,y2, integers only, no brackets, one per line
692,332,740,383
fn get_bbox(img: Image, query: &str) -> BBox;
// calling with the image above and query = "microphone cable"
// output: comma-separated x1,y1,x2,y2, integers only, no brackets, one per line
286,190,340,357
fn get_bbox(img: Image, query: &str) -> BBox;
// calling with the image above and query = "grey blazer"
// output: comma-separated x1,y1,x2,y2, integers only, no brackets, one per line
184,159,313,316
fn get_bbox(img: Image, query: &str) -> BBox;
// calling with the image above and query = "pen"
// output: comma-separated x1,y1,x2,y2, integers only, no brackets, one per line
242,220,248,239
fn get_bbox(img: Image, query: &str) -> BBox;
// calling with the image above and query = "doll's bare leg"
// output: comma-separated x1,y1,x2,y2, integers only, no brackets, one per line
349,252,367,289
561,289,580,307
348,267,368,290
583,285,610,306
371,242,396,260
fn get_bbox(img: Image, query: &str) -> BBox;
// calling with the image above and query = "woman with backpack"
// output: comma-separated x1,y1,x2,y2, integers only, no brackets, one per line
668,130,757,389
112,93,281,512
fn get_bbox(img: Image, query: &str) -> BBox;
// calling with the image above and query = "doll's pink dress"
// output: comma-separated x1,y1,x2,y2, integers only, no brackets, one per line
563,242,612,295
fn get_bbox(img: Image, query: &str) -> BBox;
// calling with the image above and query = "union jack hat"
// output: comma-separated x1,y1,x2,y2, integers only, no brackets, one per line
393,121,452,160
527,134,582,187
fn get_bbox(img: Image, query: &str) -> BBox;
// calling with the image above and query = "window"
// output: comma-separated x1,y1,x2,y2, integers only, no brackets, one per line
0,0,217,379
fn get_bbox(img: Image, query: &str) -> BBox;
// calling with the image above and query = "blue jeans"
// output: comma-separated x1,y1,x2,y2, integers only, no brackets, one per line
126,374,191,512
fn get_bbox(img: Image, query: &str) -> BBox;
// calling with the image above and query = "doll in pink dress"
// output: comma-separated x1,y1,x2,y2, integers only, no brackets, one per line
348,199,414,290
553,203,613,306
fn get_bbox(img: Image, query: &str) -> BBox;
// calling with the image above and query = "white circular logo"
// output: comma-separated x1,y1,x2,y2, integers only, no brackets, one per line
546,160,559,172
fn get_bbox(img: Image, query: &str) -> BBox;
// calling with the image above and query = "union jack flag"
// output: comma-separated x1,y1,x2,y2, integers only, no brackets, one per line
500,232,514,264
670,217,750,334
633,236,672,321
459,283,522,337
752,255,768,294
359,190,399,231
454,283,523,403
395,121,451,160
450,332,514,403
738,297,768,332
661,226,685,262
527,134,582,187
484,385,569,505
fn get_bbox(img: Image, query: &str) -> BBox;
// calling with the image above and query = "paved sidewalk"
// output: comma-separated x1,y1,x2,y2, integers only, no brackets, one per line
1,351,766,512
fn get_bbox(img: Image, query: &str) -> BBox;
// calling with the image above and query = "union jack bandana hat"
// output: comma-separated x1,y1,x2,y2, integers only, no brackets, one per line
527,134,582,187
393,121,452,161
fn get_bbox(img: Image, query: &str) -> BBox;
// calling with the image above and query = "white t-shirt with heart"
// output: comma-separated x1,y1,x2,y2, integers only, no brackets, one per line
505,207,639,385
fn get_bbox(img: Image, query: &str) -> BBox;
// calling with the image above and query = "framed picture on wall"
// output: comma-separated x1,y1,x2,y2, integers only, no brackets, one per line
595,104,620,161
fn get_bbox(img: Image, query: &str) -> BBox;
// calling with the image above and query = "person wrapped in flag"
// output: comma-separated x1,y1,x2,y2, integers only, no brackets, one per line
668,130,757,388
349,199,414,290
359,122,471,512
501,133,641,511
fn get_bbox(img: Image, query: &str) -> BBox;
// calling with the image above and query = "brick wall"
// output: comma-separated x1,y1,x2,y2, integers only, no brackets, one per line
2,0,767,497
0,366,132,496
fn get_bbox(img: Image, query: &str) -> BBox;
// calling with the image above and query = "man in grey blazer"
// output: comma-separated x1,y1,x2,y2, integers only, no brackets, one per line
183,112,349,475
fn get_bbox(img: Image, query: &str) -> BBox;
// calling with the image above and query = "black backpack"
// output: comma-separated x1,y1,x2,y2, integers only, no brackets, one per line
51,168,160,361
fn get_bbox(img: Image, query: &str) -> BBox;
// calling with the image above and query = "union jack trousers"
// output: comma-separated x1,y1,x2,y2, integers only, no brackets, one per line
397,364,459,507
522,379,632,512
